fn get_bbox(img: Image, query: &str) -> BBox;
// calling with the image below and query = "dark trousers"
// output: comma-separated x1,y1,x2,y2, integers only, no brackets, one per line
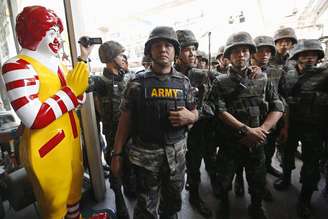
217,144,266,204
264,129,279,168
186,118,217,187
281,123,324,191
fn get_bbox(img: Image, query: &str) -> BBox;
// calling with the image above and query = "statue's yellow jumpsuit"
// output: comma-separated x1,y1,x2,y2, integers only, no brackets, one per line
2,54,86,219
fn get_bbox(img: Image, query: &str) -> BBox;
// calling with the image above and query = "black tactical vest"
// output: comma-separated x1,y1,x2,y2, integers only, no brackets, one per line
98,69,127,130
281,66,328,126
134,70,189,145
218,69,269,128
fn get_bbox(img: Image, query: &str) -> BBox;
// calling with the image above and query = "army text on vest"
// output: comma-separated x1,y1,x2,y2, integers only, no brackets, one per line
133,70,189,146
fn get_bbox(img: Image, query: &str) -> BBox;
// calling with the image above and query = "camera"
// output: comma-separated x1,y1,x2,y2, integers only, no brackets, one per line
78,36,102,47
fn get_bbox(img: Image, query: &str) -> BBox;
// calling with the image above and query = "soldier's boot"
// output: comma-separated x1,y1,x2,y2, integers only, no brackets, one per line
111,176,129,219
114,190,130,219
217,192,230,219
267,165,283,178
273,171,291,191
159,213,178,219
248,204,267,219
189,185,212,218
296,188,313,218
263,187,273,202
234,173,245,197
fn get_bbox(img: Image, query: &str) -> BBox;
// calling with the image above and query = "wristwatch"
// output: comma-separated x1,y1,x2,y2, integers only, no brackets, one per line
111,150,122,157
237,125,249,137
77,56,89,63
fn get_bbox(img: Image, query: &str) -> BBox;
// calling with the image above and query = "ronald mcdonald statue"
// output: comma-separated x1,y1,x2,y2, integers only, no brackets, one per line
1,6,109,219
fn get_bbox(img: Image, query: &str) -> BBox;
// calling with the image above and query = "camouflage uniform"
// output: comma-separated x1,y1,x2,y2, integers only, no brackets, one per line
254,35,285,176
93,69,128,160
121,26,196,219
277,40,328,217
216,46,229,74
95,41,135,218
270,27,298,72
175,31,218,208
176,67,216,184
208,32,284,219
175,62,215,217
262,65,285,170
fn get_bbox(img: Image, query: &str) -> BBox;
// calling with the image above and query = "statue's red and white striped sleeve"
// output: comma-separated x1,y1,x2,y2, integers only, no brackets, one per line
1,58,79,129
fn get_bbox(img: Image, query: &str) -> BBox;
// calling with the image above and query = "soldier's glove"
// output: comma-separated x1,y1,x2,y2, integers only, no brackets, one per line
66,62,89,97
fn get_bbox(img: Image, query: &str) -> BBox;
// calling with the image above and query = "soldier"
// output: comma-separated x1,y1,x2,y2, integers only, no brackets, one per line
211,57,219,70
122,54,129,73
122,54,136,81
216,46,230,73
253,35,284,178
196,51,208,69
208,32,284,219
276,39,328,218
93,40,132,218
111,26,198,219
270,27,298,70
200,57,209,69
141,55,152,70
175,29,213,218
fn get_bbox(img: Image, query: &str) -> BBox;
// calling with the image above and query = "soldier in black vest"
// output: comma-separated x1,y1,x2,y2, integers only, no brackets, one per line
208,32,284,219
276,39,328,218
91,40,133,219
270,27,298,71
141,55,152,70
175,29,213,218
111,26,198,219
253,36,285,178
252,35,287,202
216,46,230,74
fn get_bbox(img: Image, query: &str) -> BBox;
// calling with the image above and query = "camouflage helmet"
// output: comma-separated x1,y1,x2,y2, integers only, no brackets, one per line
142,55,152,63
224,31,256,58
176,29,199,49
98,41,125,63
196,50,207,58
254,35,276,56
211,56,219,64
218,46,225,56
144,26,180,56
289,39,324,60
273,27,297,45
216,46,225,59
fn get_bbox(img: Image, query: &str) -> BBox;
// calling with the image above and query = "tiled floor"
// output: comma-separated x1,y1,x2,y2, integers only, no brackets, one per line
3,157,328,219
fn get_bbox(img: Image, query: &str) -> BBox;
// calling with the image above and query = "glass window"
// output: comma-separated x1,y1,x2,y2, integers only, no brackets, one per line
0,0,17,111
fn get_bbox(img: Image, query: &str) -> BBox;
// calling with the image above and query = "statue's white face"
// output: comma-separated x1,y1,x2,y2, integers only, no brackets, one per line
37,26,61,56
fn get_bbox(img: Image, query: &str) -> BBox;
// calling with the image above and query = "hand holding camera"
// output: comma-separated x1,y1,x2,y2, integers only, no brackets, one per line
78,36,102,61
